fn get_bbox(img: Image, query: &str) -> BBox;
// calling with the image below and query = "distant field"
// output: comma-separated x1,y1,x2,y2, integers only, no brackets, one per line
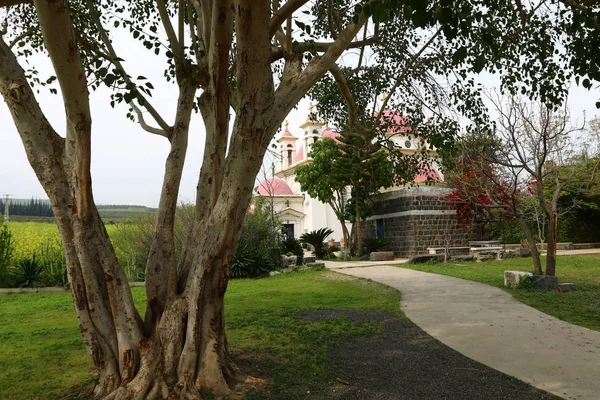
3,204,155,224
97,205,155,222
6,221,119,260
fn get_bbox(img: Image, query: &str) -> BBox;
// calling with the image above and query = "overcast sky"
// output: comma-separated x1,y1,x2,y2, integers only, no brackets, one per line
1,38,598,208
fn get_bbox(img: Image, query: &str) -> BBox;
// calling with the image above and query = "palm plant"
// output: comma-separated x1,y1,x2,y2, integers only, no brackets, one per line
13,254,44,288
300,228,334,259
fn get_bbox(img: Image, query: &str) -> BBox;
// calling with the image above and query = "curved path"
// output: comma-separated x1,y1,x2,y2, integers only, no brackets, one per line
326,263,600,400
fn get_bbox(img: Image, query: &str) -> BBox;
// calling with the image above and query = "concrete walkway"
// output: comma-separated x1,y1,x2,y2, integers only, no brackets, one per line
325,262,600,400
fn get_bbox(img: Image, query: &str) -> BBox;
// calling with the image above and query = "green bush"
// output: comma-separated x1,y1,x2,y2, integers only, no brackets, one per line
323,244,340,260
13,254,44,288
362,237,389,254
231,198,281,278
231,238,274,278
281,237,303,265
38,238,67,287
486,220,525,244
109,213,154,282
299,228,333,259
516,274,536,290
0,223,14,287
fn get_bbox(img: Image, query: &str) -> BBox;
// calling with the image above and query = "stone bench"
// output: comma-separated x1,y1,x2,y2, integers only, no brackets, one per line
370,251,395,261
470,246,503,261
504,270,533,288
427,247,470,256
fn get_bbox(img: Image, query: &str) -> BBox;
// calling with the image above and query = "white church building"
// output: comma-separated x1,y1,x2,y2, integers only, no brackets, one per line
255,108,449,252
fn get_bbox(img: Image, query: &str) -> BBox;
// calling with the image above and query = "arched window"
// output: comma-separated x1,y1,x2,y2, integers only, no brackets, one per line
287,150,293,165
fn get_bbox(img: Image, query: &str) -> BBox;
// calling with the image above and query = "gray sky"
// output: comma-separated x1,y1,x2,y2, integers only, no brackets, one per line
0,46,313,207
1,44,598,207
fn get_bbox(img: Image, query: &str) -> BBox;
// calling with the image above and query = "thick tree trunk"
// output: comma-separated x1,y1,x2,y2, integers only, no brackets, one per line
1,0,368,397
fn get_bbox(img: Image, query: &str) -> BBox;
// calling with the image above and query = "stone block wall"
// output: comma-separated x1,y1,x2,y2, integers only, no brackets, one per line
363,187,471,257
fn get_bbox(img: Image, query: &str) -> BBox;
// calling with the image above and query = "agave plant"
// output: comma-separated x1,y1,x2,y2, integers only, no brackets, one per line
299,228,334,259
231,240,274,278
362,237,390,255
13,254,45,288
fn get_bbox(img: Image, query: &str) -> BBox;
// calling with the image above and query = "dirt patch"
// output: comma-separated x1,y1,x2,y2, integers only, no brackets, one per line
304,309,560,400
321,271,358,282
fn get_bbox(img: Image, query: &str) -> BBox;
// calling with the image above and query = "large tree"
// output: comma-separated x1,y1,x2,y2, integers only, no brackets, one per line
445,138,545,274
296,135,397,256
1,0,598,398
489,95,583,276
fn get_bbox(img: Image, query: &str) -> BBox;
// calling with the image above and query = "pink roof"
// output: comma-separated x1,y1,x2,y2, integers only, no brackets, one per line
294,144,305,163
322,128,339,139
256,177,294,196
322,128,343,144
414,165,442,183
281,130,294,137
378,110,412,134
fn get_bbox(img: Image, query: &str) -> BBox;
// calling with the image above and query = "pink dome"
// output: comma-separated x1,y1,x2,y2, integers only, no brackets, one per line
378,110,412,134
414,165,442,183
281,130,294,137
256,177,294,195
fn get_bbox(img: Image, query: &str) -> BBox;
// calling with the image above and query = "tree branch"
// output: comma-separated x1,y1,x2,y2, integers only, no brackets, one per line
298,36,379,53
377,27,442,119
131,104,168,137
329,63,357,126
8,27,36,49
157,0,183,63
275,14,367,125
269,0,308,38
84,0,172,135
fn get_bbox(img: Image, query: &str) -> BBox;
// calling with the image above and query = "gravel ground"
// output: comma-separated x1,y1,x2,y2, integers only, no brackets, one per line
303,310,560,400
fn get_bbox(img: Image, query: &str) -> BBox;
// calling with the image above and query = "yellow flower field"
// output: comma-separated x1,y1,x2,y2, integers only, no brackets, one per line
6,221,119,260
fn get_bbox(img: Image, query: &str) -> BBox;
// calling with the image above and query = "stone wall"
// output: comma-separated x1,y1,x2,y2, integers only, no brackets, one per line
363,187,471,257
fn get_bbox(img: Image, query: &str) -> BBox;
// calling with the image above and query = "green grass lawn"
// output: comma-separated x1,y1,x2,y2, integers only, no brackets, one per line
0,269,402,400
399,254,600,331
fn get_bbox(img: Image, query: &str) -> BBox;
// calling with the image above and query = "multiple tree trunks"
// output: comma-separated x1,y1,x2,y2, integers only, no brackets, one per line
0,0,366,397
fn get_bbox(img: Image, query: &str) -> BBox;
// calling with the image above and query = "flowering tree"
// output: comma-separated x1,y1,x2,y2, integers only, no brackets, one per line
446,153,543,274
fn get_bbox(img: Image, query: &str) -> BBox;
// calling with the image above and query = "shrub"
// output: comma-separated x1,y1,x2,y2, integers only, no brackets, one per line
231,198,281,278
516,274,536,290
323,244,340,260
109,213,154,282
299,228,333,259
38,238,67,287
231,238,274,278
0,224,14,287
13,254,44,288
281,237,303,265
362,237,389,254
